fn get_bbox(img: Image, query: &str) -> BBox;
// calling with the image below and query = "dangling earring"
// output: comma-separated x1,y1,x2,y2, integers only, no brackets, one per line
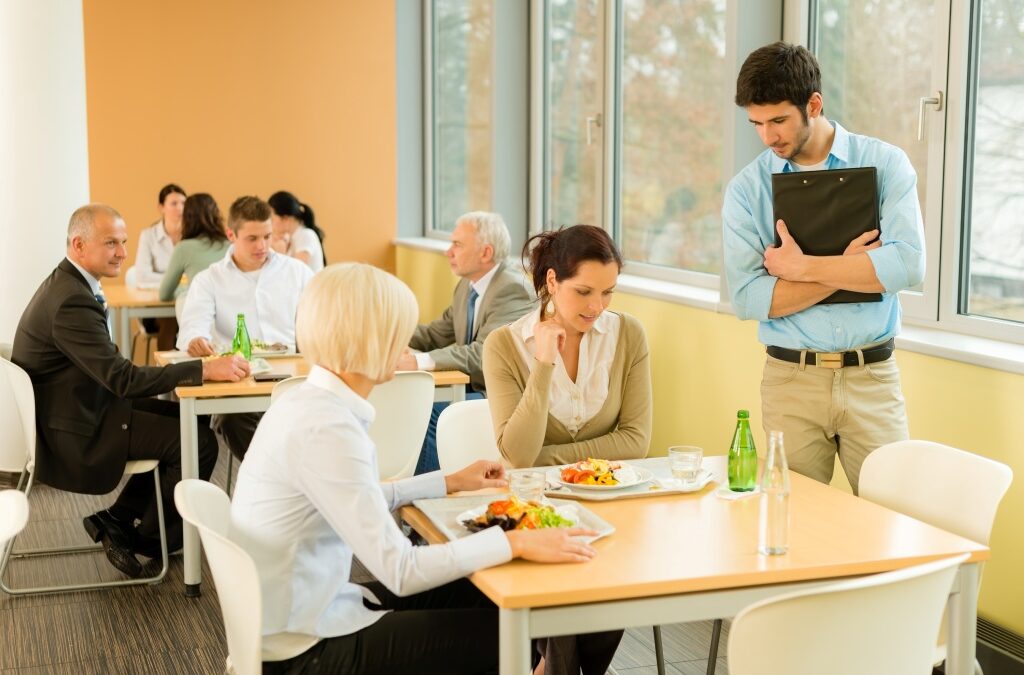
544,298,555,318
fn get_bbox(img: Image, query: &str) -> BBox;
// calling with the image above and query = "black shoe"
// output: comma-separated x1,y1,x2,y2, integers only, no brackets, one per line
83,512,143,578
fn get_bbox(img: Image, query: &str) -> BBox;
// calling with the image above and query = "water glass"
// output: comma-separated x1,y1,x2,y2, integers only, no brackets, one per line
667,446,703,487
510,470,546,503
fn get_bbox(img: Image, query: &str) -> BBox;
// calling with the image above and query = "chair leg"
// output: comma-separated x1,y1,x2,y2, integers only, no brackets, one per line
706,619,723,675
653,625,666,675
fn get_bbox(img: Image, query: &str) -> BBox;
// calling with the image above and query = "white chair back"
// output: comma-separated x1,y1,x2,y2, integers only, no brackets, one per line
860,440,1012,546
0,490,29,550
174,480,261,675
270,375,307,404
124,265,138,288
0,358,35,474
0,343,12,360
368,371,435,480
727,554,967,675
436,399,500,471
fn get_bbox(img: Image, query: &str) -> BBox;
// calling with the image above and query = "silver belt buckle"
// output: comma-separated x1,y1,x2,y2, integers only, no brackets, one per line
816,352,843,369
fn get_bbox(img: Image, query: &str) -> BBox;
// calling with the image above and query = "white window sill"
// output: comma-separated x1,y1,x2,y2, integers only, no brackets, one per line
394,238,1024,375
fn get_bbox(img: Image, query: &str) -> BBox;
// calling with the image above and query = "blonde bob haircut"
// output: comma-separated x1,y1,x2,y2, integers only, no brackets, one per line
296,263,418,381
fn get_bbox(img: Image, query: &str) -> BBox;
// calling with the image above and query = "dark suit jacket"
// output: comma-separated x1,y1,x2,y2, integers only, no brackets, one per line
409,261,535,393
11,259,202,494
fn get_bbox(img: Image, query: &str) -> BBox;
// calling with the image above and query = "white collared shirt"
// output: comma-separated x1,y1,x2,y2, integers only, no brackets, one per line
230,366,511,660
414,263,500,371
508,310,621,435
288,226,325,273
135,221,175,287
176,248,314,350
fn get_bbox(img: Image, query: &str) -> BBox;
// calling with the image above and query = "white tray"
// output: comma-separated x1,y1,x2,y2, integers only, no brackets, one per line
412,493,615,545
537,458,717,501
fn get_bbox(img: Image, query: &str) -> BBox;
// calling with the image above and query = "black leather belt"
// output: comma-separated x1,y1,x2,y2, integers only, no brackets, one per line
766,338,895,369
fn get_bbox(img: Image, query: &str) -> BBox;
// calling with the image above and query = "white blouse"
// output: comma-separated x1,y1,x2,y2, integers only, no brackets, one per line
288,226,325,272
508,309,621,435
230,366,511,660
134,221,175,287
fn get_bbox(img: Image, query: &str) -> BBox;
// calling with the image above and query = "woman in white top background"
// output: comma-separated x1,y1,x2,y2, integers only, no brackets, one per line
231,262,598,674
268,190,326,272
134,182,186,349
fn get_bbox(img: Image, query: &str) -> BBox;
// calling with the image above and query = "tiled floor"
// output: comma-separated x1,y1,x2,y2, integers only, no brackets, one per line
1,455,729,674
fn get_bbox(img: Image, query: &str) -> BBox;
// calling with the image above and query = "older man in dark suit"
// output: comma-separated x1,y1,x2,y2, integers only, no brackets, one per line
11,204,248,578
396,211,535,474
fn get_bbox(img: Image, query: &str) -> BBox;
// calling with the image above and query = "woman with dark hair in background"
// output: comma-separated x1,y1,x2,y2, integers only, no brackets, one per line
268,190,326,272
135,183,187,348
483,224,653,674
158,193,230,303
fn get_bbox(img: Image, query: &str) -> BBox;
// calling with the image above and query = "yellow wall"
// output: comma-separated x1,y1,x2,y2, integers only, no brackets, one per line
397,245,1024,634
82,0,396,272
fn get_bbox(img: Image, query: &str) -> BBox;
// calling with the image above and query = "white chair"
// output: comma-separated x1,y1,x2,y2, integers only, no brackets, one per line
0,357,168,595
368,371,435,480
436,399,500,471
0,343,12,360
727,554,968,675
860,440,1013,674
175,480,262,675
0,490,29,551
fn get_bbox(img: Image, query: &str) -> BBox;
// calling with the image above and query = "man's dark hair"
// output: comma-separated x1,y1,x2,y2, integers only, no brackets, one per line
735,42,821,120
228,195,272,232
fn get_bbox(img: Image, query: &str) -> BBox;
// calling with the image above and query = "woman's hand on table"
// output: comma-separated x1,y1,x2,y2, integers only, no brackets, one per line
532,319,565,365
444,460,507,493
202,355,251,382
506,528,599,563
187,337,216,357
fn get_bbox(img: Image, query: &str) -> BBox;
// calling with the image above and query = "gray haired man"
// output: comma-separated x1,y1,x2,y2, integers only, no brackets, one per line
396,211,535,474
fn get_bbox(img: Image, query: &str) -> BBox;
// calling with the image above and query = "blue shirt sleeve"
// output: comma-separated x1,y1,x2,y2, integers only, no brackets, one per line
723,174,778,321
865,147,927,293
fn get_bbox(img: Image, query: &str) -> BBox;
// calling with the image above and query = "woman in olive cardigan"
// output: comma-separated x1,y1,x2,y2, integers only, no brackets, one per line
483,225,652,675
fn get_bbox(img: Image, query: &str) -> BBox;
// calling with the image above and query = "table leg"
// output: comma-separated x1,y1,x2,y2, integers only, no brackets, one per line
946,562,980,675
499,608,531,675
452,383,466,403
180,397,202,597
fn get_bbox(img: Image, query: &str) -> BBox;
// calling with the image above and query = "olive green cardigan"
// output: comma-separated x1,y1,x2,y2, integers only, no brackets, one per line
482,311,653,468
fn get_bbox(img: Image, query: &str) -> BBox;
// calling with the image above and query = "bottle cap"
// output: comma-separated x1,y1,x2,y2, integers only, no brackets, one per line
737,409,749,419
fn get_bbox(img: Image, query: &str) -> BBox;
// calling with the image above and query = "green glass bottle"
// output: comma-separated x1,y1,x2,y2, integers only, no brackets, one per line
231,313,252,360
728,409,758,492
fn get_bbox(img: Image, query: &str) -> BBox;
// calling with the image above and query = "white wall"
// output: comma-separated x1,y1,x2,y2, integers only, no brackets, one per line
0,2,90,343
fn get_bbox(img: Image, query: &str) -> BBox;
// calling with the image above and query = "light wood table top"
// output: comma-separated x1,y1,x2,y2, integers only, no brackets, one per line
154,352,469,399
401,456,988,610
103,284,173,308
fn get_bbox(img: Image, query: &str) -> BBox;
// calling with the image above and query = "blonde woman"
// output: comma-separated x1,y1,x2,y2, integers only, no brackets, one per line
231,263,598,674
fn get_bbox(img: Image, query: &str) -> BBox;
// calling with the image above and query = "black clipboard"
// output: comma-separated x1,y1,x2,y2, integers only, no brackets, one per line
771,166,882,304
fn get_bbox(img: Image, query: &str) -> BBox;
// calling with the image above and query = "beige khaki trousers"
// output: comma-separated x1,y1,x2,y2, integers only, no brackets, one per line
760,353,908,494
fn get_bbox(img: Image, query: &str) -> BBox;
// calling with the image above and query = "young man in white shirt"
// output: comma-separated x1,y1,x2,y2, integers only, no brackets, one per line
177,195,314,459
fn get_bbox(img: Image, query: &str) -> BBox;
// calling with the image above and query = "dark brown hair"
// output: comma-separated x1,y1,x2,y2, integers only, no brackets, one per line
158,183,186,204
181,193,227,243
734,42,821,122
523,225,623,302
227,195,272,232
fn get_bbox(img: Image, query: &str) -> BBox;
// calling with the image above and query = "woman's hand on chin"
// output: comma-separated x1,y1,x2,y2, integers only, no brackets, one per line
444,460,507,493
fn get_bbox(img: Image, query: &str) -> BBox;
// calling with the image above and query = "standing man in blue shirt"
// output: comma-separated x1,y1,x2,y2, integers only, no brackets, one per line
722,42,925,493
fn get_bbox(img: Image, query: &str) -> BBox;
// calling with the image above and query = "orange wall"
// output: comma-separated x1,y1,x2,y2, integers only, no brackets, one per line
83,0,396,272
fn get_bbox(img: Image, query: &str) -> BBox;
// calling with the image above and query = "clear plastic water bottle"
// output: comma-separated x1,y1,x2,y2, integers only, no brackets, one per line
758,430,790,555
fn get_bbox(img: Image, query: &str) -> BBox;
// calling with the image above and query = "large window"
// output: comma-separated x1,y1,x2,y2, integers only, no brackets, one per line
618,0,727,275
962,0,1024,324
430,0,493,233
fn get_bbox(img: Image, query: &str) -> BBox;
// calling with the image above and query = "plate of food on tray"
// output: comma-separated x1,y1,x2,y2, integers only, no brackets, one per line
553,458,653,491
251,340,291,356
457,495,578,533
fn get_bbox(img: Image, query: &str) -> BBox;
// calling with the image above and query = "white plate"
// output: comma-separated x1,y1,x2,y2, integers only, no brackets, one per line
551,463,654,492
252,345,292,357
658,468,715,493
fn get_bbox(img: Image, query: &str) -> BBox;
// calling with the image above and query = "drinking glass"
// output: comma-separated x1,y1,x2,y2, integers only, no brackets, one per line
510,470,546,503
668,446,703,487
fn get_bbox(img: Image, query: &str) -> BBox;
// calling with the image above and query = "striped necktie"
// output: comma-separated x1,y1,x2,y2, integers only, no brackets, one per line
465,287,479,344
94,290,108,319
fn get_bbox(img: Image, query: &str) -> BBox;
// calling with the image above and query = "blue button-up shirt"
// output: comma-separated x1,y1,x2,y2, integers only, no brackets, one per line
722,122,926,351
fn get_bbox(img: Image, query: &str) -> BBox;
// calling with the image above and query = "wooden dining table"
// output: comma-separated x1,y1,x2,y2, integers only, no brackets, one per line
401,456,988,675
103,284,176,358
153,351,470,596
